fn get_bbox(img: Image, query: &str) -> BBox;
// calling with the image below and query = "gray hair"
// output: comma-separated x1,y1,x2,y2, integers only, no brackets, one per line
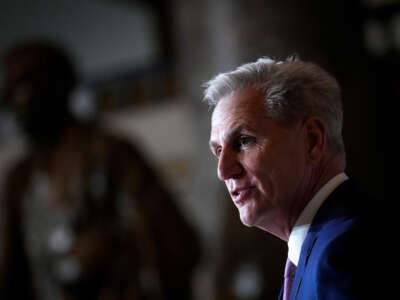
203,56,345,155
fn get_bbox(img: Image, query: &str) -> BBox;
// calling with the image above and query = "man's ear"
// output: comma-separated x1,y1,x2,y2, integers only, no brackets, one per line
303,116,327,164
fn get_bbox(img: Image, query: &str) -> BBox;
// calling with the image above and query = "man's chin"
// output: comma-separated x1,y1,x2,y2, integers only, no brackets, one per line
239,211,256,228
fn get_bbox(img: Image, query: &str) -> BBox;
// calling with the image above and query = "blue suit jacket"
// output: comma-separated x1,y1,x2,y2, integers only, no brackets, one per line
279,179,383,300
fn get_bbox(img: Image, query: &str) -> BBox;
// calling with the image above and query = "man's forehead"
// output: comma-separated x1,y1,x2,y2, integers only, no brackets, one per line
210,91,267,148
211,88,266,126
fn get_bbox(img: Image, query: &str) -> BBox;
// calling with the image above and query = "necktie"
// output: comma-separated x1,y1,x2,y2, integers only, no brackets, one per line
283,258,297,300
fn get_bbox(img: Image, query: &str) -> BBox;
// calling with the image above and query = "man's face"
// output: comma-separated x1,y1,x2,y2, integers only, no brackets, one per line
209,87,309,238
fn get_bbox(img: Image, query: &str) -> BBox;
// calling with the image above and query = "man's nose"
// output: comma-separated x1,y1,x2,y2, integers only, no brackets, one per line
217,149,243,181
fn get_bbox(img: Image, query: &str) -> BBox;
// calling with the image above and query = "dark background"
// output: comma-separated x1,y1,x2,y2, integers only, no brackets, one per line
0,0,391,299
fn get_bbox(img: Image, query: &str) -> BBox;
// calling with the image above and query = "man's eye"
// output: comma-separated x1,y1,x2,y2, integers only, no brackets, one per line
238,135,254,147
215,147,222,158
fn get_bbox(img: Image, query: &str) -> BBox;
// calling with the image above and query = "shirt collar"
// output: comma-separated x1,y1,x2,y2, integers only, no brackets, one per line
287,173,349,266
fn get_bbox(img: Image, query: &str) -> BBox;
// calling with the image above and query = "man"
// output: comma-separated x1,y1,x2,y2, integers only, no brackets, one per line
204,56,382,299
0,40,200,300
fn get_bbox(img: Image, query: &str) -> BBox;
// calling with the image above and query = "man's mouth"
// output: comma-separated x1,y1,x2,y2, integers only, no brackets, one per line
231,186,255,205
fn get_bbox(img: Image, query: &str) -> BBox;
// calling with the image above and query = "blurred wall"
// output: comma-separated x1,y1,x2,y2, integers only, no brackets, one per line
0,0,160,83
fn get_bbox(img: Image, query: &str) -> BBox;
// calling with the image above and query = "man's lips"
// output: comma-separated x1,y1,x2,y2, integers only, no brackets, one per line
230,186,255,205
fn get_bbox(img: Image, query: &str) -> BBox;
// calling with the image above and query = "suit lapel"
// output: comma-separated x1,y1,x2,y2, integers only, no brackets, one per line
278,285,283,300
276,180,361,300
288,179,357,299
290,232,318,299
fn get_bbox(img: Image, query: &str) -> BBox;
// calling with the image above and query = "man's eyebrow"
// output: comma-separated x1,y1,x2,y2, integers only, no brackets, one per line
209,124,254,150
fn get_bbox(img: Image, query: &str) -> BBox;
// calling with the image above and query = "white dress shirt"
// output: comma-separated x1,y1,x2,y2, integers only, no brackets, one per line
287,173,349,266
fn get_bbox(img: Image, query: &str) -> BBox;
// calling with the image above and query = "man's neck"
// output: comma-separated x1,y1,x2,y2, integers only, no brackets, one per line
286,152,346,241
